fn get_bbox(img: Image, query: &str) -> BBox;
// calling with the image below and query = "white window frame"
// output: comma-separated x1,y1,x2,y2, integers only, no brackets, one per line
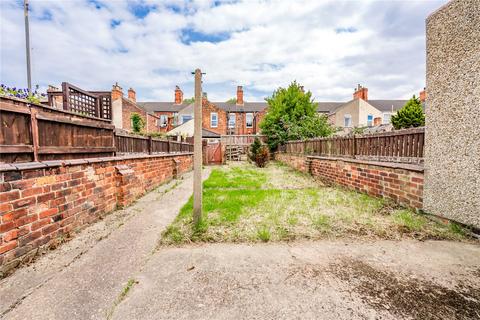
367,114,373,127
228,113,236,128
158,114,168,127
245,113,253,128
210,112,218,128
344,114,352,127
383,113,392,124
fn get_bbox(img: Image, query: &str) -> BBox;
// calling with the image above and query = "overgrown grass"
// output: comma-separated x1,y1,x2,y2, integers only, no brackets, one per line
160,162,469,245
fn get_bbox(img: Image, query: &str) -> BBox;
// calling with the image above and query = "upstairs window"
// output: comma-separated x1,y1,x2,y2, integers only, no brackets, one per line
344,114,352,127
367,114,373,127
228,113,236,128
172,113,178,126
246,113,253,128
158,115,168,127
211,112,218,128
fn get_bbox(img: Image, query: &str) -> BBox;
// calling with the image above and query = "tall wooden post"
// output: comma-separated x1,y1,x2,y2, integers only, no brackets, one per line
193,69,203,225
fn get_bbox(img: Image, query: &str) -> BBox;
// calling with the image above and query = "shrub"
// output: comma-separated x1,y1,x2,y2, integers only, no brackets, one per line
260,81,334,151
391,96,425,129
255,146,270,168
249,137,269,167
0,84,45,104
130,113,145,133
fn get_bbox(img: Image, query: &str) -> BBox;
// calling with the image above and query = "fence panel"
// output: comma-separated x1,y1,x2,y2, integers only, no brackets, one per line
281,127,425,164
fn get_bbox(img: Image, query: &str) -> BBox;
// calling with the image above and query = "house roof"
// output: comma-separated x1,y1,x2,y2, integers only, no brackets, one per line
366,100,408,113
202,128,221,138
316,102,345,113
136,102,190,113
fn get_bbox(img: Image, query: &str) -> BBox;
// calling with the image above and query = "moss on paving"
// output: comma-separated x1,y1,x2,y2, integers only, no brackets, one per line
160,162,469,245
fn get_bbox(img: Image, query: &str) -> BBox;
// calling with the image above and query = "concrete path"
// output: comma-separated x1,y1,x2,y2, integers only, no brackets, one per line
1,167,479,320
0,169,211,320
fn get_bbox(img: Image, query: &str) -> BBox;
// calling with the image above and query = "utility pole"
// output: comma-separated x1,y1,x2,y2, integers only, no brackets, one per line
24,0,32,93
192,69,203,225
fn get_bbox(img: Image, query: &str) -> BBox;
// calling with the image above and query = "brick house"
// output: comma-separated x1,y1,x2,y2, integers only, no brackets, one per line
137,86,266,137
110,84,162,134
322,84,426,129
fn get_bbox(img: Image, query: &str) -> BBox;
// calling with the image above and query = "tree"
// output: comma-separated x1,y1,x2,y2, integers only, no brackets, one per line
225,97,237,104
260,81,334,150
183,97,195,104
391,96,425,129
130,112,145,133
249,137,269,167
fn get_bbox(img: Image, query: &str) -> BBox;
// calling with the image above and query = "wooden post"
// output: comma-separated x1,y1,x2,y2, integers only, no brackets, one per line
30,107,39,161
62,82,69,111
193,69,203,226
167,140,171,153
148,136,152,154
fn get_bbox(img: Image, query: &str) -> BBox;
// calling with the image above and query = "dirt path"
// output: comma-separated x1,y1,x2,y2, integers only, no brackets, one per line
1,165,479,320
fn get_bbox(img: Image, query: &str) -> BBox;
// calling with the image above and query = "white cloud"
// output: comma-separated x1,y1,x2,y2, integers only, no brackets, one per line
0,0,447,102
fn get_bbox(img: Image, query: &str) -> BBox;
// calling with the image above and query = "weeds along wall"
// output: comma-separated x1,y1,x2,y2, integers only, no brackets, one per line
0,153,192,276
275,153,424,210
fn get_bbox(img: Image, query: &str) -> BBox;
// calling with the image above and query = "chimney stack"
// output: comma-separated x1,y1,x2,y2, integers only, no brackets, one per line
236,86,244,105
419,88,426,103
128,88,136,102
353,84,368,101
174,85,183,104
112,82,123,101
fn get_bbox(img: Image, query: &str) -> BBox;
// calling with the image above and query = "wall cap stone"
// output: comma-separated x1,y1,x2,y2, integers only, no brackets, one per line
305,155,424,172
0,152,194,172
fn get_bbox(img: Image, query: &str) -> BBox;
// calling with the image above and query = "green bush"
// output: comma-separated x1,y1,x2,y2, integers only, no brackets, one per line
260,81,333,151
391,96,425,129
130,113,145,133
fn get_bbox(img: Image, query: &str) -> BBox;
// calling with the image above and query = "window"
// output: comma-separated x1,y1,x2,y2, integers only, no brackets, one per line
157,114,168,127
172,113,178,126
383,113,392,124
246,113,253,128
181,115,192,124
367,114,373,127
228,113,236,128
210,112,218,128
344,114,352,127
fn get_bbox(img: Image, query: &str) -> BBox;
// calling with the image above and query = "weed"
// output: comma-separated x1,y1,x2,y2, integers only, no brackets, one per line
313,214,331,232
257,227,271,242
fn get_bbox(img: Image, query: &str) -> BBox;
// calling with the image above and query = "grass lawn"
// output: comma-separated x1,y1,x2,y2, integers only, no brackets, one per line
160,162,468,245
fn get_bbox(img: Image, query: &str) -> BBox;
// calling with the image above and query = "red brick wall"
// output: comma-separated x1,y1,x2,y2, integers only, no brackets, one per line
154,111,175,133
275,153,424,209
0,154,192,274
122,98,146,132
202,101,227,135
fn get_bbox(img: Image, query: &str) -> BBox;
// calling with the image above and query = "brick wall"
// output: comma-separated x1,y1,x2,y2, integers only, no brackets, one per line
122,98,146,131
0,153,192,275
275,153,424,209
202,101,227,135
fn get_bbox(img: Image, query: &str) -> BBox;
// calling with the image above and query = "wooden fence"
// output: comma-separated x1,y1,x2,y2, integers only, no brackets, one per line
47,82,112,120
221,135,266,146
279,127,425,164
115,133,193,154
0,97,193,164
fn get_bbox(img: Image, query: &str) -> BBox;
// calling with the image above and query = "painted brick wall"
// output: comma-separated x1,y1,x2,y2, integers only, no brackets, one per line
275,153,424,210
0,154,192,275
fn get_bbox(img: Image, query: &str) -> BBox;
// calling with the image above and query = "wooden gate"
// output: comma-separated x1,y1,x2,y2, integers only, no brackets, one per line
204,141,223,165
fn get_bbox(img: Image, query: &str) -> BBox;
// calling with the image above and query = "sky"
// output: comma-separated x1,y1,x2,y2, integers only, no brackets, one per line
0,0,447,102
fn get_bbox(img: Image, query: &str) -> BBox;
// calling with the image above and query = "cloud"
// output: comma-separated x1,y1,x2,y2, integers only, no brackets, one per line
0,0,447,102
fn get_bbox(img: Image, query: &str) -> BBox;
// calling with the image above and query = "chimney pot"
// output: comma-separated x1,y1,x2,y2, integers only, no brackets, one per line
419,88,426,103
236,86,244,105
128,88,136,102
353,84,368,101
111,83,123,101
174,85,183,104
